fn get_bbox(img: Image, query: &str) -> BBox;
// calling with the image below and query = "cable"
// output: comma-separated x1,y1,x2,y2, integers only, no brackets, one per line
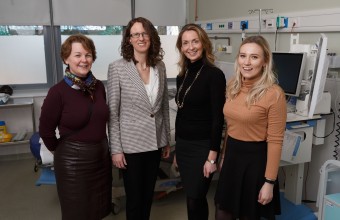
333,107,340,160
241,23,247,41
302,162,316,203
274,19,285,51
280,167,286,189
274,28,278,51
304,162,309,201
331,83,340,160
290,22,296,33
312,110,335,138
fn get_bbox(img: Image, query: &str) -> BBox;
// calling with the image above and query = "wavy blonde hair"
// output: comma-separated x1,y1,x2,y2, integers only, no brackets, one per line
176,24,215,76
227,35,277,106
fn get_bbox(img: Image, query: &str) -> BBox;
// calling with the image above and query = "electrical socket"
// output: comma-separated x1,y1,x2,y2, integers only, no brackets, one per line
240,20,248,30
226,46,233,54
265,19,275,29
221,45,232,54
228,21,233,29
205,23,213,30
215,22,227,30
276,16,288,28
289,18,299,28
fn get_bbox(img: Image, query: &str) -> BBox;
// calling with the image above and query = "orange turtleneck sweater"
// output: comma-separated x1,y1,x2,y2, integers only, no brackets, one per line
223,79,287,180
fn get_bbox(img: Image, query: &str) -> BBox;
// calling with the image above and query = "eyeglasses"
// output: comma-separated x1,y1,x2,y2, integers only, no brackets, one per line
130,32,150,39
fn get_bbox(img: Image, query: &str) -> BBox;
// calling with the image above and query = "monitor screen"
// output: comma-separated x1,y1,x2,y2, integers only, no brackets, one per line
272,52,306,97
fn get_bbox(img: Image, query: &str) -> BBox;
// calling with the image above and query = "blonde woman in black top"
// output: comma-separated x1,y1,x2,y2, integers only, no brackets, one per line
174,24,226,220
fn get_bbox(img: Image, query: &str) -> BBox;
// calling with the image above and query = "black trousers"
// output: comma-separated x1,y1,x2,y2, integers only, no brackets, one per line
122,149,162,220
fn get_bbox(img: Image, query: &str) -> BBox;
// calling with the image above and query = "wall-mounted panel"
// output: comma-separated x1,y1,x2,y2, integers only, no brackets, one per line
196,8,340,33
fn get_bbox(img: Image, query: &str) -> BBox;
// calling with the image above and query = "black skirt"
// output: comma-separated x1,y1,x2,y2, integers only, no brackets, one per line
54,139,112,220
176,137,214,199
214,136,281,219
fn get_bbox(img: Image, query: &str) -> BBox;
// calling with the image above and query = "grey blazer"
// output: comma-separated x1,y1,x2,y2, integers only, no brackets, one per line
107,58,170,154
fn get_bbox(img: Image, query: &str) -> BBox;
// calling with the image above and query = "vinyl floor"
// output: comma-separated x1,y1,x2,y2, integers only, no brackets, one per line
0,156,317,220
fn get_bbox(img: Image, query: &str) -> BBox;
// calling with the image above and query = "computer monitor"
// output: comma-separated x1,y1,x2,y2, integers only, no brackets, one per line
272,52,307,97
308,34,329,118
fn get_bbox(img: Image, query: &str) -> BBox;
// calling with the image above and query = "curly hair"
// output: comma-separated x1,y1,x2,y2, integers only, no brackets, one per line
176,23,215,76
120,17,164,67
227,35,277,106
60,34,97,64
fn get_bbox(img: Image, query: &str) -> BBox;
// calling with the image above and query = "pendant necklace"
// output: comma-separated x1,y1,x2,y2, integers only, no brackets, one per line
176,65,204,109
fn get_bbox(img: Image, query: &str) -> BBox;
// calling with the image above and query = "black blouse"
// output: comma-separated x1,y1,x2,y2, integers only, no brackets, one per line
175,58,226,151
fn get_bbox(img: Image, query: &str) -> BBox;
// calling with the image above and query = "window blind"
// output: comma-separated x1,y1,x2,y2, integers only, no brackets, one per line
52,0,131,25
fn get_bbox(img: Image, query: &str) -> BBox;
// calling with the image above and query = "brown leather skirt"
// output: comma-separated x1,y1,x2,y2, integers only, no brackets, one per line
54,139,112,220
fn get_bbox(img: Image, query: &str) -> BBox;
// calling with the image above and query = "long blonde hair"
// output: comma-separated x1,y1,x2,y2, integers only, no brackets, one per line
227,35,277,106
176,24,215,76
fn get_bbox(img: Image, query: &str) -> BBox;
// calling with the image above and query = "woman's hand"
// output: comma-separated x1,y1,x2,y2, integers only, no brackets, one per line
173,154,177,168
218,155,224,171
203,150,218,178
203,161,217,178
162,145,170,159
258,182,274,205
112,153,127,169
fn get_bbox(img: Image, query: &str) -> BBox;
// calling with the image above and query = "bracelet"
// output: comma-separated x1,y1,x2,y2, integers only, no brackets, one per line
264,178,276,185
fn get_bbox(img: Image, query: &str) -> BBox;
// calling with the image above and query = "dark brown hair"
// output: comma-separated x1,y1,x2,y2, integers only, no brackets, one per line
121,17,164,67
60,34,97,64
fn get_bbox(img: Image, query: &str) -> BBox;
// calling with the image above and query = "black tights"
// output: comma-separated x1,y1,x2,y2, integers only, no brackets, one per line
215,204,254,220
186,197,209,220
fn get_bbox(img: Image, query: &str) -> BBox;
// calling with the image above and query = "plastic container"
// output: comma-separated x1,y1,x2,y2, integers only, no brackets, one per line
0,133,12,143
0,121,11,143
0,121,7,134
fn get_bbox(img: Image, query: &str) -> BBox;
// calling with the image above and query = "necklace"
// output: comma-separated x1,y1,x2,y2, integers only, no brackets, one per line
176,65,204,109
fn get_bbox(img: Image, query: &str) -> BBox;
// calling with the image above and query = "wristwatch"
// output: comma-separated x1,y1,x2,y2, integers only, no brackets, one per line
206,159,216,164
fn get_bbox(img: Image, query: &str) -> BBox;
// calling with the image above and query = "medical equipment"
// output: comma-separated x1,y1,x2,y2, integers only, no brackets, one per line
272,52,307,97
316,160,340,220
292,34,331,118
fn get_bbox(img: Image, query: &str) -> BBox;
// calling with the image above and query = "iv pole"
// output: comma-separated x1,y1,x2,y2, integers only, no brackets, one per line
248,9,273,35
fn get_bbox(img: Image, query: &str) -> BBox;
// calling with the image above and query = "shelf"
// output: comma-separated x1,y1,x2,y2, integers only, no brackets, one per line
0,96,36,157
0,98,33,109
0,131,33,147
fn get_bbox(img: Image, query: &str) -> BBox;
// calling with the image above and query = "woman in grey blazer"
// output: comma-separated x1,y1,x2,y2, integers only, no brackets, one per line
107,17,171,220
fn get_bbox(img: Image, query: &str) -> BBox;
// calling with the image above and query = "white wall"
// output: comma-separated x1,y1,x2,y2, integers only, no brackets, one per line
189,0,340,22
307,79,340,199
188,0,340,62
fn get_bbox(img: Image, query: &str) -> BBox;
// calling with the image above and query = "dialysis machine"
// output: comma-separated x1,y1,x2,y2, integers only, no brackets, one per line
288,33,331,118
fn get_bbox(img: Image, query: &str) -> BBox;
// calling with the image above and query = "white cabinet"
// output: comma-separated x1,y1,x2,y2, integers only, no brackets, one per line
0,97,35,153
